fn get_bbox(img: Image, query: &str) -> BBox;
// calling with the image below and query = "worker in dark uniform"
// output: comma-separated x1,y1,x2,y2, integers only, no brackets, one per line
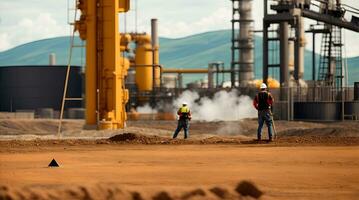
253,83,274,141
173,102,191,139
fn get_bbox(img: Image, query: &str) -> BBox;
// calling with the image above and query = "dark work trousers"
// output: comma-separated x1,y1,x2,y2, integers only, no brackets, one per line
173,119,189,139
257,109,273,140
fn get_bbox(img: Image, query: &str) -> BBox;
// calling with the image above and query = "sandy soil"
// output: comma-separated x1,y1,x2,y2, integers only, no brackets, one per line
1,145,358,200
0,119,359,200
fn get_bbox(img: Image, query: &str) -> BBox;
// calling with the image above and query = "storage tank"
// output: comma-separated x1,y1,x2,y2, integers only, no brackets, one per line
162,75,177,88
0,65,83,112
134,35,153,91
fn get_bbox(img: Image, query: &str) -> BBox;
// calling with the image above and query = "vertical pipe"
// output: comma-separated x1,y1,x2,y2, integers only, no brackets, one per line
280,21,289,107
216,64,219,88
312,32,316,81
208,64,214,89
151,18,160,89
340,28,344,121
328,29,332,85
263,22,269,84
151,19,159,47
299,18,305,80
231,0,235,88
280,21,289,87
263,0,268,84
49,53,56,66
294,19,300,80
294,17,305,81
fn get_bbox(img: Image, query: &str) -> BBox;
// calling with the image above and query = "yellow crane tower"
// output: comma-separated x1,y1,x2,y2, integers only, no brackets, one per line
75,0,130,130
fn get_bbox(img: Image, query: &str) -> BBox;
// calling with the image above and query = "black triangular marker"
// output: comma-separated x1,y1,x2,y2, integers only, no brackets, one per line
48,158,59,167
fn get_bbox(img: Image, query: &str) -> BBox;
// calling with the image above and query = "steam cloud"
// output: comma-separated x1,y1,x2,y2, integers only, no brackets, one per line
135,90,257,122
173,90,257,121
136,104,158,114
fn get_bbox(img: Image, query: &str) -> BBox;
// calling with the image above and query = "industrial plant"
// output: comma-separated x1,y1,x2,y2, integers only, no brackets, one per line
0,1,359,199
1,0,358,126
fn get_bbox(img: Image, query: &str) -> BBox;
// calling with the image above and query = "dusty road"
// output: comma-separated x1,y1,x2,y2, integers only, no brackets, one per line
1,144,359,199
1,119,359,199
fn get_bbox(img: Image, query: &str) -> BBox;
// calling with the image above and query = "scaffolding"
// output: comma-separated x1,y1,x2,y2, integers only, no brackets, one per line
318,25,344,88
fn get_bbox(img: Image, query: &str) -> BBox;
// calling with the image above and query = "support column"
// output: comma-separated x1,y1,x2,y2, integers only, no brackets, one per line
84,0,97,126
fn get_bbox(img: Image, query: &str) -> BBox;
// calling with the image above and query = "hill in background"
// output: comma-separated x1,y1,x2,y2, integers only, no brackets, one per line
0,30,358,85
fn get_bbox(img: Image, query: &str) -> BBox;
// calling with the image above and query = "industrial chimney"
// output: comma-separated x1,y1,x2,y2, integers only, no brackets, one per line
231,0,254,86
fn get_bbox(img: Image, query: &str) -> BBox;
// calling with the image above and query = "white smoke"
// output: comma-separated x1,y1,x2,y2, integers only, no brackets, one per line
136,104,158,114
173,90,257,121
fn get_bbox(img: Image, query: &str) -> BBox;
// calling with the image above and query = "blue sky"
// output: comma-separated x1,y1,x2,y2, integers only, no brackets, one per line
0,0,358,56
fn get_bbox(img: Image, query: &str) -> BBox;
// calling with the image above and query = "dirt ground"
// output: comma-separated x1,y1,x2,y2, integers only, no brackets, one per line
0,119,359,200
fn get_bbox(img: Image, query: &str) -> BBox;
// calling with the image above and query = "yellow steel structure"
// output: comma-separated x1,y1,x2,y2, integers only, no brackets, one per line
75,0,130,130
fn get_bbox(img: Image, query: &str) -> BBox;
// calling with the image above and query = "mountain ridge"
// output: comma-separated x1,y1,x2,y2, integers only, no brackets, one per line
0,30,358,85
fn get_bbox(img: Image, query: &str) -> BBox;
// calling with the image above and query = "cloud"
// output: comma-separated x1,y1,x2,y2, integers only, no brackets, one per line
0,13,68,51
130,5,231,38
0,0,358,57
0,33,11,51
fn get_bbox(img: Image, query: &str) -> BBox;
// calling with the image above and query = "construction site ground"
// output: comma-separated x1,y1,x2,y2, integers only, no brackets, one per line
0,119,358,200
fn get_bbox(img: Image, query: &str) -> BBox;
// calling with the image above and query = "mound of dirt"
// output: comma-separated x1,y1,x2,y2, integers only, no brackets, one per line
0,182,260,200
181,188,206,200
235,181,263,199
153,191,173,200
279,127,359,137
209,187,230,199
109,133,165,144
108,133,244,145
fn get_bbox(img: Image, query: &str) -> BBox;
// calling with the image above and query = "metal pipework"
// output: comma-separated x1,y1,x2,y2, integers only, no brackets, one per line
162,68,209,74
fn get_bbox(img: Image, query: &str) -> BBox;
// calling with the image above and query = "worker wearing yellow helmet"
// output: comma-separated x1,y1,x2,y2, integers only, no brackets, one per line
173,102,191,139
253,83,274,142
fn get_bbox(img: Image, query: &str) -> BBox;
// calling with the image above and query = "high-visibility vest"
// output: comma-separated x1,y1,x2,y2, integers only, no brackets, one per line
178,106,190,119
180,106,190,113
